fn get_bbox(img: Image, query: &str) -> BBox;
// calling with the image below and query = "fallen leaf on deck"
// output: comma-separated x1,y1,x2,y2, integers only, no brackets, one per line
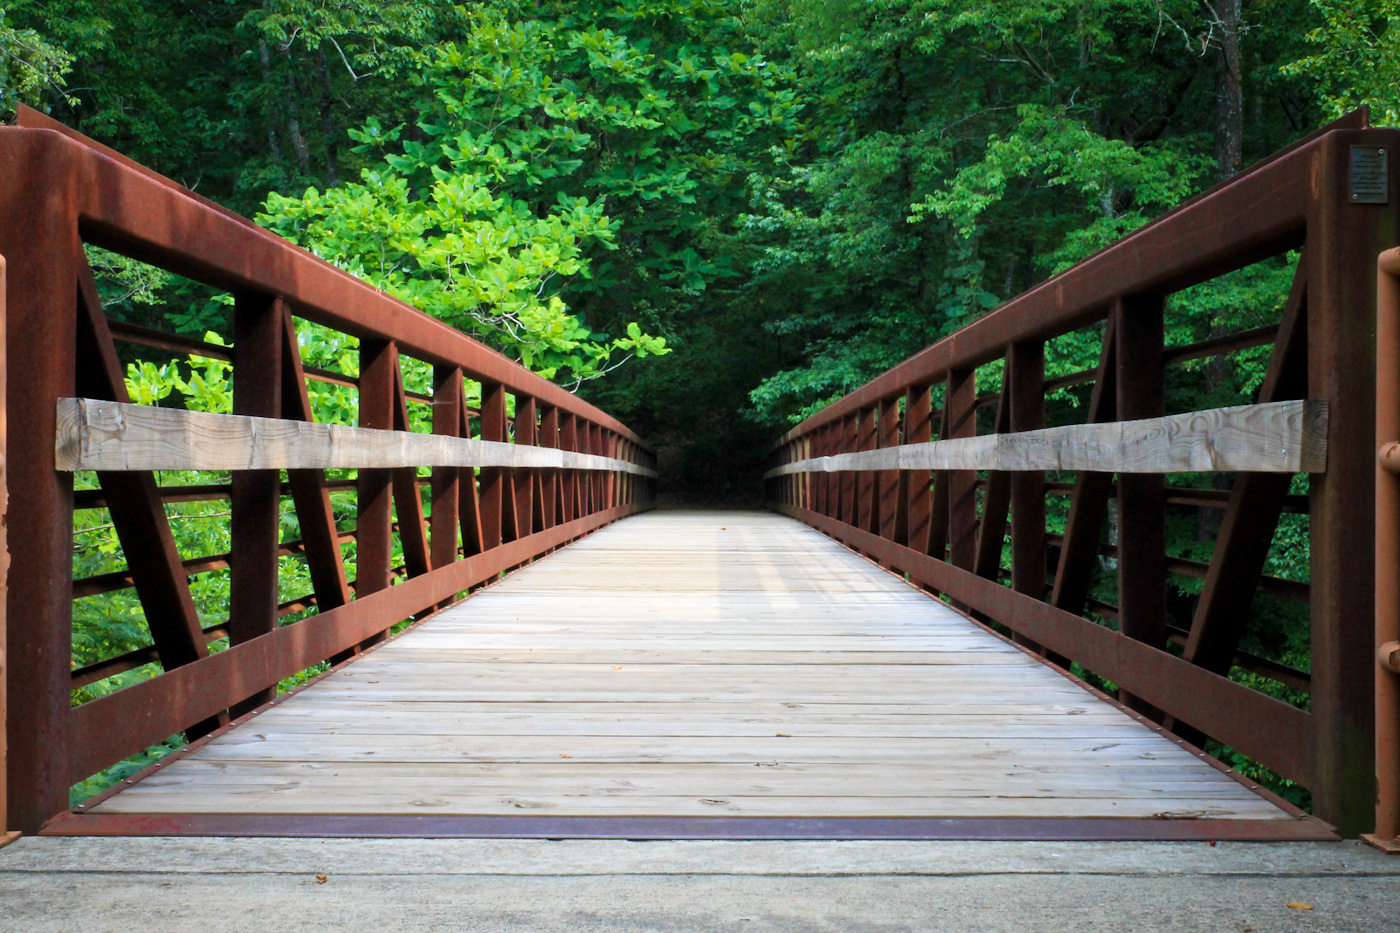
611,666,623,670
315,875,328,884
560,754,573,758
1286,903,1314,910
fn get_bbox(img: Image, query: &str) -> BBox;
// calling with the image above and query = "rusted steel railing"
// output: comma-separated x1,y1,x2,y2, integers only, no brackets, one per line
0,107,656,833
1370,246,1400,853
0,253,16,849
767,111,1398,838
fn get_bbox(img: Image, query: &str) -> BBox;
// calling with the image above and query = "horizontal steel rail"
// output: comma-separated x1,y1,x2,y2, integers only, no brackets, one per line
0,107,657,833
767,112,1400,839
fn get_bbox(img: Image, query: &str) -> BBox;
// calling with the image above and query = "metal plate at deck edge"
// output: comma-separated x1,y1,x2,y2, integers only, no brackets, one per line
38,812,1338,842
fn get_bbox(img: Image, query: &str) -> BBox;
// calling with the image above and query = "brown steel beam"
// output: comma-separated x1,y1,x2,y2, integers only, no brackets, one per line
390,364,431,582
778,118,1384,445
1175,263,1310,749
228,292,285,715
279,312,352,620
1009,340,1048,655
430,366,463,610
972,374,1012,584
945,370,978,606
1050,318,1118,621
7,110,646,444
1115,294,1167,717
513,396,537,543
1306,129,1396,835
76,262,226,741
39,812,1336,842
877,396,900,545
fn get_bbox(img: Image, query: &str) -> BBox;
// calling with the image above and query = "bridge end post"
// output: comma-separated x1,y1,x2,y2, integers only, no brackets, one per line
1308,127,1400,837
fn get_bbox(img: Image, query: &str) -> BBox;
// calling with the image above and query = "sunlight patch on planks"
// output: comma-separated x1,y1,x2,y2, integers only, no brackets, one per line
765,399,1327,476
91,510,1294,821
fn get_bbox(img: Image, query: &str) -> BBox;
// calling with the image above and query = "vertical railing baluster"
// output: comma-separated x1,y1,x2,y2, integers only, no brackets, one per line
904,386,933,554
1115,295,1167,716
1307,129,1396,835
229,293,285,713
431,366,463,608
1009,339,1047,653
945,369,978,581
514,396,537,538
561,414,580,523
355,338,396,649
539,406,560,529
877,397,900,545
478,382,508,550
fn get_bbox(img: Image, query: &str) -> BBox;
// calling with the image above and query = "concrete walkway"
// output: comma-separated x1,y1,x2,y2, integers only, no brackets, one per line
2,836,1398,931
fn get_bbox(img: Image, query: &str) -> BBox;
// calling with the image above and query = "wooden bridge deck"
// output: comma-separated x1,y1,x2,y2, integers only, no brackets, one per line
79,510,1309,837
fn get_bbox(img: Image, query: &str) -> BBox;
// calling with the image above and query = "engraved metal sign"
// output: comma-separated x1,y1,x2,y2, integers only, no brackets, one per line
1352,146,1388,204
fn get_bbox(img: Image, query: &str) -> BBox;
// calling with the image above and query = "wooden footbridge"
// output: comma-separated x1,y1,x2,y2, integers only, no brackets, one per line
1,107,1399,849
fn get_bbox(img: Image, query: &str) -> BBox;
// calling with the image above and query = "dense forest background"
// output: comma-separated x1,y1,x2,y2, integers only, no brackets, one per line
4,0,1399,802
7,0,1398,499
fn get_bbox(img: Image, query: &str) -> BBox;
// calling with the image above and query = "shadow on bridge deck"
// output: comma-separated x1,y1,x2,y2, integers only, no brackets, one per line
50,511,1330,840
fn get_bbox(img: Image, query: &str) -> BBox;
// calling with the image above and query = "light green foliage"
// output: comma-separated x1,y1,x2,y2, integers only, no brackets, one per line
259,156,658,385
0,0,75,111
1286,1,1400,124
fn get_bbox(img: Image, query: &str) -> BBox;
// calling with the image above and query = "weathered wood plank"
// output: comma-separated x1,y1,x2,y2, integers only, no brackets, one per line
87,511,1294,823
765,399,1327,476
55,397,657,475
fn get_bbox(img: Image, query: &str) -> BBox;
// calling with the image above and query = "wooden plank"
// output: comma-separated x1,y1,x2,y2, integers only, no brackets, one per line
764,399,1327,477
55,397,657,475
89,511,1295,823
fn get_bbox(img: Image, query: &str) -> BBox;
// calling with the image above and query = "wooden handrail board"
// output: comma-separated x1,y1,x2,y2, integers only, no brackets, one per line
765,400,1327,478
55,398,657,476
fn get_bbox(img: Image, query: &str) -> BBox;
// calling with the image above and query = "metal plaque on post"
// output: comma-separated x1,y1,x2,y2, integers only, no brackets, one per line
1352,146,1389,204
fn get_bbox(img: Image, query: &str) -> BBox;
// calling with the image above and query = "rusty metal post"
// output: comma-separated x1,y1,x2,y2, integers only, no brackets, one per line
561,414,579,522
430,366,464,608
514,396,537,536
229,292,285,713
1115,294,1167,716
904,386,933,552
478,383,508,548
877,397,900,543
1308,129,1398,835
356,338,396,600
0,254,15,846
539,406,560,528
946,369,978,576
1370,246,1400,853
1009,340,1047,652
855,407,878,535
0,143,78,832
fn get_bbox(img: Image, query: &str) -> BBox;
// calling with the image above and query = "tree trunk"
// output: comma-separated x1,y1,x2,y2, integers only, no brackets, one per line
1212,0,1243,180
256,38,285,170
315,48,340,188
